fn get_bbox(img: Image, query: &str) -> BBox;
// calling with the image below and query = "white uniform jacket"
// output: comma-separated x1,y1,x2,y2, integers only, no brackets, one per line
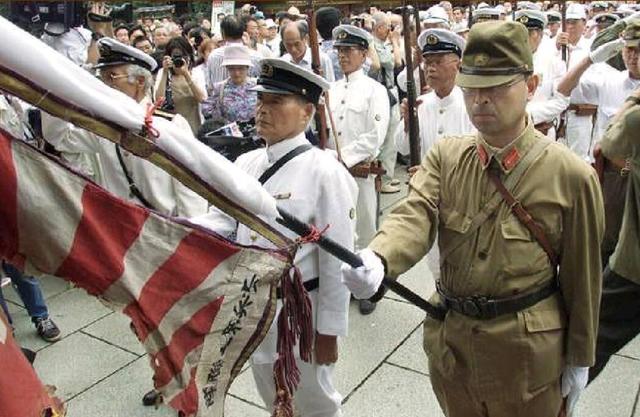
43,99,208,218
327,69,390,168
193,133,358,364
528,47,570,128
396,86,475,158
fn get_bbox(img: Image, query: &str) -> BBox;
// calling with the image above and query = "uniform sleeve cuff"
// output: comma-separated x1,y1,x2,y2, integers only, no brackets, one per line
317,310,348,337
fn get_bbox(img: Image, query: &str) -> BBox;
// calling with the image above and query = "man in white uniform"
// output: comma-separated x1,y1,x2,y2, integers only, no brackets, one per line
397,28,474,284
515,9,570,139
45,38,207,219
194,58,356,417
328,25,390,314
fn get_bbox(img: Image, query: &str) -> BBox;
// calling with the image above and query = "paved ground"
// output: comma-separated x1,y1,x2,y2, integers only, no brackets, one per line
5,166,640,417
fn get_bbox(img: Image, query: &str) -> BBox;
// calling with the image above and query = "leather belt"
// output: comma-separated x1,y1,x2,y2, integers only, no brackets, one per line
567,104,598,117
436,280,559,320
348,160,386,179
276,277,319,299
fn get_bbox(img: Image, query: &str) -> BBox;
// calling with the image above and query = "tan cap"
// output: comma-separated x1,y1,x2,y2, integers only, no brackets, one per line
456,21,533,89
623,19,640,47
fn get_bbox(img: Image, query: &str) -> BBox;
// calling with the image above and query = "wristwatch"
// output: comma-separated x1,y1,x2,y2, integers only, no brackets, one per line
625,95,640,106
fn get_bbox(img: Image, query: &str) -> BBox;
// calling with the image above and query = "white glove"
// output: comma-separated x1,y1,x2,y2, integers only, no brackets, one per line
561,366,589,416
623,12,640,25
340,249,385,300
589,38,625,63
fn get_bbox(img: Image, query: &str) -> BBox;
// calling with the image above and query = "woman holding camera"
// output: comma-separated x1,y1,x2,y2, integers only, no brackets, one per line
154,37,207,134
202,45,257,126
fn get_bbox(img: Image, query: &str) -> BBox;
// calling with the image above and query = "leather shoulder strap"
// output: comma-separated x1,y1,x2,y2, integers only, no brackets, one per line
487,169,559,268
439,138,553,260
258,144,313,185
114,144,157,210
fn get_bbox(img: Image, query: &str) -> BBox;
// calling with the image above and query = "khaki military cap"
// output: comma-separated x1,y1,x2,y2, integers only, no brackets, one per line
456,21,533,89
623,19,640,47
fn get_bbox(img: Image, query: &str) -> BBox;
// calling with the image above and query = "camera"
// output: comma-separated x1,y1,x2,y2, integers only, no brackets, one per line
172,55,185,68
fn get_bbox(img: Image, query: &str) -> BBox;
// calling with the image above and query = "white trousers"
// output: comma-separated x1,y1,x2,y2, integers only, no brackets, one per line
251,361,342,417
354,176,377,250
564,111,594,163
378,103,400,183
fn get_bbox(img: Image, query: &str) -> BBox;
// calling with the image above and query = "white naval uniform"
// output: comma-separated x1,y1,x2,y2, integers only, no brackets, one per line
395,86,475,282
43,98,208,217
0,95,25,140
192,132,357,417
561,36,619,161
328,68,390,249
527,46,570,139
395,86,475,158
588,70,640,142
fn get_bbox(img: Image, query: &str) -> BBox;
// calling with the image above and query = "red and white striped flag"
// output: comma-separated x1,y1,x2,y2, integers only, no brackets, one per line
0,129,291,417
0,308,65,417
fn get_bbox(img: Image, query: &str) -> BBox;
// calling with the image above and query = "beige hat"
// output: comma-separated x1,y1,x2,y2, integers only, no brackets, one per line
221,45,252,67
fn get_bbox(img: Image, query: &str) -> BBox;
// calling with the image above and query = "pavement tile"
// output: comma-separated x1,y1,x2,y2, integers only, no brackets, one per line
335,297,425,397
3,274,71,306
11,287,113,351
34,332,138,401
620,334,640,361
66,355,174,417
386,325,428,375
83,310,146,356
576,355,640,417
342,363,444,417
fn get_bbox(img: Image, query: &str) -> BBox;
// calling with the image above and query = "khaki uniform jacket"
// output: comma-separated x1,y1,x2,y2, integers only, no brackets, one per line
600,105,640,282
369,122,604,401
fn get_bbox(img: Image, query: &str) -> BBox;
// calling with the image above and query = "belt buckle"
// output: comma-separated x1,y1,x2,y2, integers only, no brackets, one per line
462,296,498,319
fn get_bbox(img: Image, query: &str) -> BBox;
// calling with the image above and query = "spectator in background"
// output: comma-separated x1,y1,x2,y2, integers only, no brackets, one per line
244,15,272,58
153,25,170,51
188,27,211,57
132,35,154,55
128,24,146,43
263,19,280,55
155,37,207,134
201,19,212,31
281,21,335,81
202,45,257,126
205,15,262,89
317,7,343,80
114,23,130,45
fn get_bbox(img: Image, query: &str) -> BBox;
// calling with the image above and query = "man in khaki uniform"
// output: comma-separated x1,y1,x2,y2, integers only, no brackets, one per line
589,83,640,382
342,21,605,417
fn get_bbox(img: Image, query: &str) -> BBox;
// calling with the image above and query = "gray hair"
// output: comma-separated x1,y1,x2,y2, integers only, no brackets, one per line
283,20,309,38
126,64,153,97
372,12,389,28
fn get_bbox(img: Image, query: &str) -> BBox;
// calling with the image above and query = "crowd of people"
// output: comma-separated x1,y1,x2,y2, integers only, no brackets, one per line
1,1,640,416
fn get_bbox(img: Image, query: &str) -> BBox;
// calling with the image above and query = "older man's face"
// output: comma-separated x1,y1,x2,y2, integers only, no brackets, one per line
622,45,640,78
99,65,138,99
255,92,312,144
283,25,308,62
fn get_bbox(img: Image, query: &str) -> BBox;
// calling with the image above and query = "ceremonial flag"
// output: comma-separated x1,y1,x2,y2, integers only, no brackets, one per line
0,308,65,417
0,129,291,417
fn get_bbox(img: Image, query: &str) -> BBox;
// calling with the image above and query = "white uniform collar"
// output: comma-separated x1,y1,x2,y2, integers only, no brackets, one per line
266,132,309,164
435,86,461,106
345,68,365,82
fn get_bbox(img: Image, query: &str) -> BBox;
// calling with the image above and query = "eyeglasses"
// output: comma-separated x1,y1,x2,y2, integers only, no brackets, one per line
335,46,364,55
100,72,129,84
461,76,526,99
423,56,459,67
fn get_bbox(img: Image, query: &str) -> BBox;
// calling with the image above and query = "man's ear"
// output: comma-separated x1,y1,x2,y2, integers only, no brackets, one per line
526,74,540,101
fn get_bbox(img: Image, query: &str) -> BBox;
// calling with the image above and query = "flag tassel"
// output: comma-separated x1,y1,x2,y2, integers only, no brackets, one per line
272,265,313,417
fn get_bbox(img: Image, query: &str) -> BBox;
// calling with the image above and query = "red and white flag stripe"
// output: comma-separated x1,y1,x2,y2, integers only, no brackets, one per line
0,130,289,417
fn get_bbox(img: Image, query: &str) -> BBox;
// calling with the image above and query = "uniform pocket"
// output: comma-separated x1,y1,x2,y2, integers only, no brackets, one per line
523,308,566,396
440,208,471,234
500,217,548,276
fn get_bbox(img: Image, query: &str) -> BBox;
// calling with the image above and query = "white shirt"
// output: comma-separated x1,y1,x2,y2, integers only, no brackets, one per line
192,132,357,362
587,70,640,142
0,95,25,140
328,69,390,168
527,47,570,125
43,98,208,218
396,86,475,158
281,47,335,82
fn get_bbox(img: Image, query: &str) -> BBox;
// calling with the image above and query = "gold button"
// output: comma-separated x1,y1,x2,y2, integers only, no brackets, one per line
438,128,444,135
339,116,344,120
439,109,445,114
341,100,345,104
338,132,342,136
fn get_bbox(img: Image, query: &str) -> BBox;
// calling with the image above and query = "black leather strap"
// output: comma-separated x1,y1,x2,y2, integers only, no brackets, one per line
115,144,157,210
258,144,312,185
436,280,558,320
276,277,319,299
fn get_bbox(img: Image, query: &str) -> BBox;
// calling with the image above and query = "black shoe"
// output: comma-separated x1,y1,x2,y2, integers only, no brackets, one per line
358,299,377,315
34,317,61,342
142,389,161,407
